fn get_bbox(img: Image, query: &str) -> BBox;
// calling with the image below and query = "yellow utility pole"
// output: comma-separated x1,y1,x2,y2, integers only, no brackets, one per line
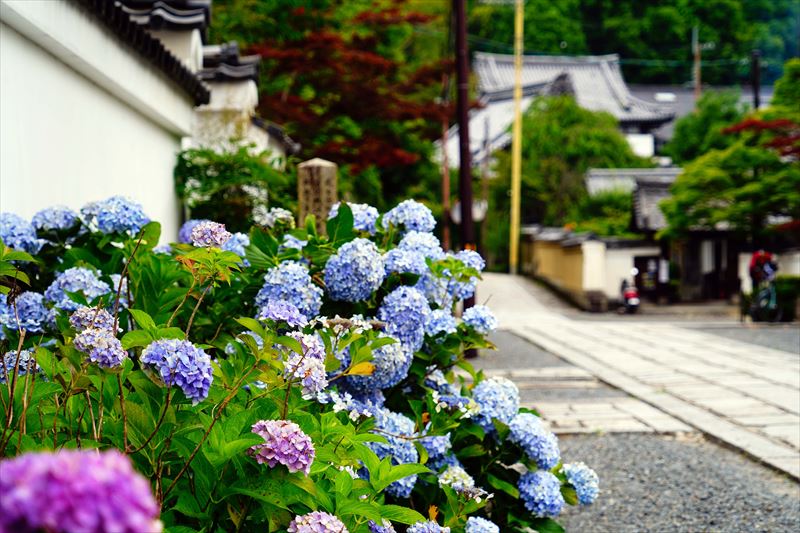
508,0,524,274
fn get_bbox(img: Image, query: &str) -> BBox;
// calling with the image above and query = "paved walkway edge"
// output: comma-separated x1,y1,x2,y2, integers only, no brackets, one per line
512,326,800,481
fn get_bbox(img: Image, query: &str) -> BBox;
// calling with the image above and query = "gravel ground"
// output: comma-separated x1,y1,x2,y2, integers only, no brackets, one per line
684,324,800,355
558,433,800,533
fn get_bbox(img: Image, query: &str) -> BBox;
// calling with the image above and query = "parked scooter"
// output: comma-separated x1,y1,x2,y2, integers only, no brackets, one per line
619,268,640,314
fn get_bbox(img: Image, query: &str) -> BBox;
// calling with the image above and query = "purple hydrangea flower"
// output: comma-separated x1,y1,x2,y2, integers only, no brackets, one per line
562,462,600,505
378,286,430,352
466,517,500,533
249,419,315,475
462,305,498,335
44,267,111,311
472,377,520,433
140,339,213,404
32,205,79,231
383,248,427,276
329,202,380,235
0,212,44,253
343,334,411,391
287,511,349,532
381,200,436,234
324,238,385,302
190,221,232,248
425,309,457,337
83,196,150,235
257,300,308,327
0,350,42,384
518,470,565,518
255,261,323,320
509,413,561,470
407,521,450,533
283,332,328,398
0,292,49,333
69,306,117,332
0,449,162,533
74,327,127,368
178,219,209,244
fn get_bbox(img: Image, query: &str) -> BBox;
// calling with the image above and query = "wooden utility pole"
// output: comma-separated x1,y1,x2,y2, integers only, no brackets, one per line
441,75,452,251
508,0,524,274
751,49,761,110
454,0,474,257
692,25,701,102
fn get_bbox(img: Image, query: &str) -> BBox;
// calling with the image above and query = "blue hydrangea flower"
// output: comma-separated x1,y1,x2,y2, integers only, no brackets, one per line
0,213,44,253
249,419,315,475
109,274,129,309
398,231,445,260
255,261,323,320
424,369,458,395
288,511,348,533
0,350,42,384
368,519,396,532
329,202,380,234
466,517,500,533
343,335,411,391
439,464,475,491
256,207,294,229
472,377,520,433
562,462,599,505
190,221,232,247
0,449,162,533
407,521,450,533
222,232,250,257
141,339,213,404
462,305,498,335
83,196,150,235
324,238,384,302
448,250,486,300
32,206,79,231
367,408,419,498
381,200,436,234
421,434,454,470
69,306,117,332
257,300,308,327
44,267,111,311
317,389,382,420
425,309,457,337
518,470,565,518
74,327,127,368
281,234,308,251
383,248,427,276
0,292,49,333
178,219,210,244
509,413,561,470
378,286,430,352
153,243,173,254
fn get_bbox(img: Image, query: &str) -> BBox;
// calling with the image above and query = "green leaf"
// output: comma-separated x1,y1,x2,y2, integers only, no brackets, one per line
372,463,430,492
121,329,154,350
156,327,186,340
140,222,161,250
129,309,157,330
532,517,566,533
337,501,382,522
380,504,426,525
487,473,519,498
561,485,578,506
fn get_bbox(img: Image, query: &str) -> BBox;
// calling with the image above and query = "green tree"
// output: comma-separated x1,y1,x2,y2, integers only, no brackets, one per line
772,58,800,110
486,96,648,268
664,90,748,164
566,190,638,238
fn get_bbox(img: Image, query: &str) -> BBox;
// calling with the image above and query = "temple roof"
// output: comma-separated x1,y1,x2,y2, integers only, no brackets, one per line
200,42,260,82
117,1,211,38
474,52,675,126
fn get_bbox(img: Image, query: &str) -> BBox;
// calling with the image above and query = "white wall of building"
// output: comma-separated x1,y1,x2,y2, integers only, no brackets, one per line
581,241,606,292
0,0,197,240
603,246,660,299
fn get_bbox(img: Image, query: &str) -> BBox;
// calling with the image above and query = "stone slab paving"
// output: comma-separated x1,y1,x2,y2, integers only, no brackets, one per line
478,273,800,480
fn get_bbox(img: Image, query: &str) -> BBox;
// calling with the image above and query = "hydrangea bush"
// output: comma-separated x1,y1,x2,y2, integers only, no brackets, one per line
0,197,598,532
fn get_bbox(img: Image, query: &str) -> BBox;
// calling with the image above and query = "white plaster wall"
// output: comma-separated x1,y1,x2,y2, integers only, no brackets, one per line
0,1,197,240
738,253,753,293
777,250,800,277
603,246,660,298
149,29,203,73
625,133,655,158
581,241,606,292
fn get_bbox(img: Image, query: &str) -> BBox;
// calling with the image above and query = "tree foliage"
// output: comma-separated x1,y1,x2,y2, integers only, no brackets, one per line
486,96,648,268
565,191,638,238
664,90,748,164
772,58,800,111
210,0,450,210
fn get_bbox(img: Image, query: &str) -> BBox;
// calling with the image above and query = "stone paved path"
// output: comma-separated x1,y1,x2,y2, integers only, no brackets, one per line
478,273,800,479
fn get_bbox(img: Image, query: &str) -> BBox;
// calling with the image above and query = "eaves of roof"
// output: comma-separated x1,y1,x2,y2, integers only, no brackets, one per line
74,0,210,105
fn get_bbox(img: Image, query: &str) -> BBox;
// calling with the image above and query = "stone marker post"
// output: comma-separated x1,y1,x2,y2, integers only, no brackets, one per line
297,158,338,235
